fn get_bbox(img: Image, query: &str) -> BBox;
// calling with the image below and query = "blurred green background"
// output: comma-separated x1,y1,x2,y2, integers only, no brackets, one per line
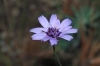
0,0,100,66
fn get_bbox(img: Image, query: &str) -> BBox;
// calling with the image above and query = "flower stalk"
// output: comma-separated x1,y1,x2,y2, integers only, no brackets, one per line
53,45,62,66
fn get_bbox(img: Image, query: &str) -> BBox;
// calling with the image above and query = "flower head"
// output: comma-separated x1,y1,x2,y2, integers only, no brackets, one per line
30,14,78,46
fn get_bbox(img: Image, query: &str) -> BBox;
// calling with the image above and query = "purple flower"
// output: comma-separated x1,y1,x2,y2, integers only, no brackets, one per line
30,14,78,46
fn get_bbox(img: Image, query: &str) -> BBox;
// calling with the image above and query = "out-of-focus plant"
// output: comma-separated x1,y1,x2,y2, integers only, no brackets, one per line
67,6,100,28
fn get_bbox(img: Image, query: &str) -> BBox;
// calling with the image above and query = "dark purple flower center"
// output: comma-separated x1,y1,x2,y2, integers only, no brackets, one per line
46,28,61,38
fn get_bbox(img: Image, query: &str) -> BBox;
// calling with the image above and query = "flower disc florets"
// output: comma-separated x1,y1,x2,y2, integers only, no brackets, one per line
46,28,61,38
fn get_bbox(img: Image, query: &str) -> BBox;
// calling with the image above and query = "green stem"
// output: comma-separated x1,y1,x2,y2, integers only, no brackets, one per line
52,45,62,66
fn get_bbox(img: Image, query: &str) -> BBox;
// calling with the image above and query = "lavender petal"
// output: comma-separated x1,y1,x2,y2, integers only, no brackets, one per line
50,14,57,27
30,28,47,33
31,33,47,40
38,15,49,28
60,18,72,28
59,26,72,32
49,38,58,46
42,36,51,42
55,19,60,28
63,29,78,34
59,35,73,41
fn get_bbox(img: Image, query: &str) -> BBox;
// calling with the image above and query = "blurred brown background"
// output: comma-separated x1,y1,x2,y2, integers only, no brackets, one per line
0,0,100,66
